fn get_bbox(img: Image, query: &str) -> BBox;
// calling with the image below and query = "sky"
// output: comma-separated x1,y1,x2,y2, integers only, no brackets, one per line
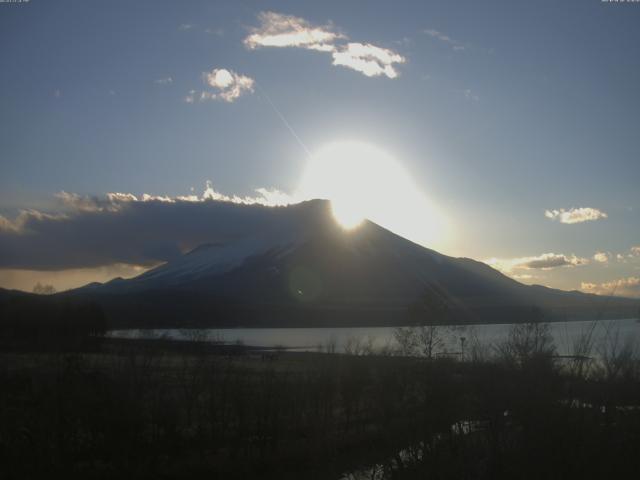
0,0,639,296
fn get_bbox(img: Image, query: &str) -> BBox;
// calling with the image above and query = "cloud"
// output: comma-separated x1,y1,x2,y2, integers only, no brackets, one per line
210,69,254,102
512,274,534,280
56,191,104,212
593,251,610,263
244,11,344,51
0,214,23,233
463,89,479,102
618,245,640,261
523,253,588,269
178,23,194,31
424,29,454,43
205,69,254,101
244,11,405,78
485,252,589,273
205,27,224,37
154,77,173,85
186,68,255,103
544,207,608,224
184,90,197,104
0,183,296,271
199,180,291,205
591,246,640,264
423,28,465,51
0,264,150,293
331,43,405,78
581,277,640,298
47,181,292,214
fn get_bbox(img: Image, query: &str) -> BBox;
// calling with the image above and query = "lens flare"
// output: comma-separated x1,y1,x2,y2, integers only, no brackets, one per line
296,141,448,248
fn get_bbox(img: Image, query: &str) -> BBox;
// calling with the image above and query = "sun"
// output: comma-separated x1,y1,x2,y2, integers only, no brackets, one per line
296,141,448,247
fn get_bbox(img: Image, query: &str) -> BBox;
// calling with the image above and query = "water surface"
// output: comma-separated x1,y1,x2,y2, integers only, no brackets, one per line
109,318,639,356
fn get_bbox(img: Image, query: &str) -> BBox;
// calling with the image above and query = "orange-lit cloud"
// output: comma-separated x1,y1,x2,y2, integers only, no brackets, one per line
593,251,610,263
581,277,640,298
485,252,589,273
0,264,151,293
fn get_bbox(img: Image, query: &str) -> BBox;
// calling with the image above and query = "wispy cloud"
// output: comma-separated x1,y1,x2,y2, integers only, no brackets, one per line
178,23,194,31
545,207,608,224
184,90,197,104
463,89,479,102
186,68,255,103
423,28,465,51
154,76,173,86
581,277,640,298
205,27,224,37
244,11,405,79
486,252,589,273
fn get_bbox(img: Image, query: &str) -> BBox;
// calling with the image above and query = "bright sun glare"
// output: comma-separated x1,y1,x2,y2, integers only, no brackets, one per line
297,141,448,248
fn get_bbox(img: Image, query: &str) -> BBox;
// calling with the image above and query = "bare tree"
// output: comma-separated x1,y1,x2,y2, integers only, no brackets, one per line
393,325,445,359
393,327,418,356
496,321,556,366
598,323,638,381
417,325,444,360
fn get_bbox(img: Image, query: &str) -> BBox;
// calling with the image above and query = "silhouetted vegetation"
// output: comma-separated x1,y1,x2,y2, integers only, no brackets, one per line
0,314,639,479
0,293,107,350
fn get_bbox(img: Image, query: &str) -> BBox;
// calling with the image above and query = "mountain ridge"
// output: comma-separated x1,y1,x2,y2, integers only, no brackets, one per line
56,199,638,328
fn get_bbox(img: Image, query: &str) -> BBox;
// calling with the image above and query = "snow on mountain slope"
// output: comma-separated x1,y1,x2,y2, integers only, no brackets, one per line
134,235,294,286
94,199,338,291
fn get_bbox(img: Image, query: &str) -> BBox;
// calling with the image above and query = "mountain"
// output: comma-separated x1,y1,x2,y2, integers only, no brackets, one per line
66,200,638,328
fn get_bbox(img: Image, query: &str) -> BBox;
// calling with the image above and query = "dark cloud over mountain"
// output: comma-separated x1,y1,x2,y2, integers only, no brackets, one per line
0,194,319,271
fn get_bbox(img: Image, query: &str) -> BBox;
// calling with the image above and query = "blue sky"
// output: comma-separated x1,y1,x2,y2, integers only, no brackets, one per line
0,0,639,294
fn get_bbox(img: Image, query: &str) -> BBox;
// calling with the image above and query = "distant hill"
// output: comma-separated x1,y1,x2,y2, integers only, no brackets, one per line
0,288,107,348
52,200,638,328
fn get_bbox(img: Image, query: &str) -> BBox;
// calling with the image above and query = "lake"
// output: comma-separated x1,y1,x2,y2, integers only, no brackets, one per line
108,318,640,357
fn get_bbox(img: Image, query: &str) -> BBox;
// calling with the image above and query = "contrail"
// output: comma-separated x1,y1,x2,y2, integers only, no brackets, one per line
255,83,312,158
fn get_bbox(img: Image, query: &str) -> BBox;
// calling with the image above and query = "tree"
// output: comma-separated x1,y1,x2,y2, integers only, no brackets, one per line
496,320,556,366
398,284,452,359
